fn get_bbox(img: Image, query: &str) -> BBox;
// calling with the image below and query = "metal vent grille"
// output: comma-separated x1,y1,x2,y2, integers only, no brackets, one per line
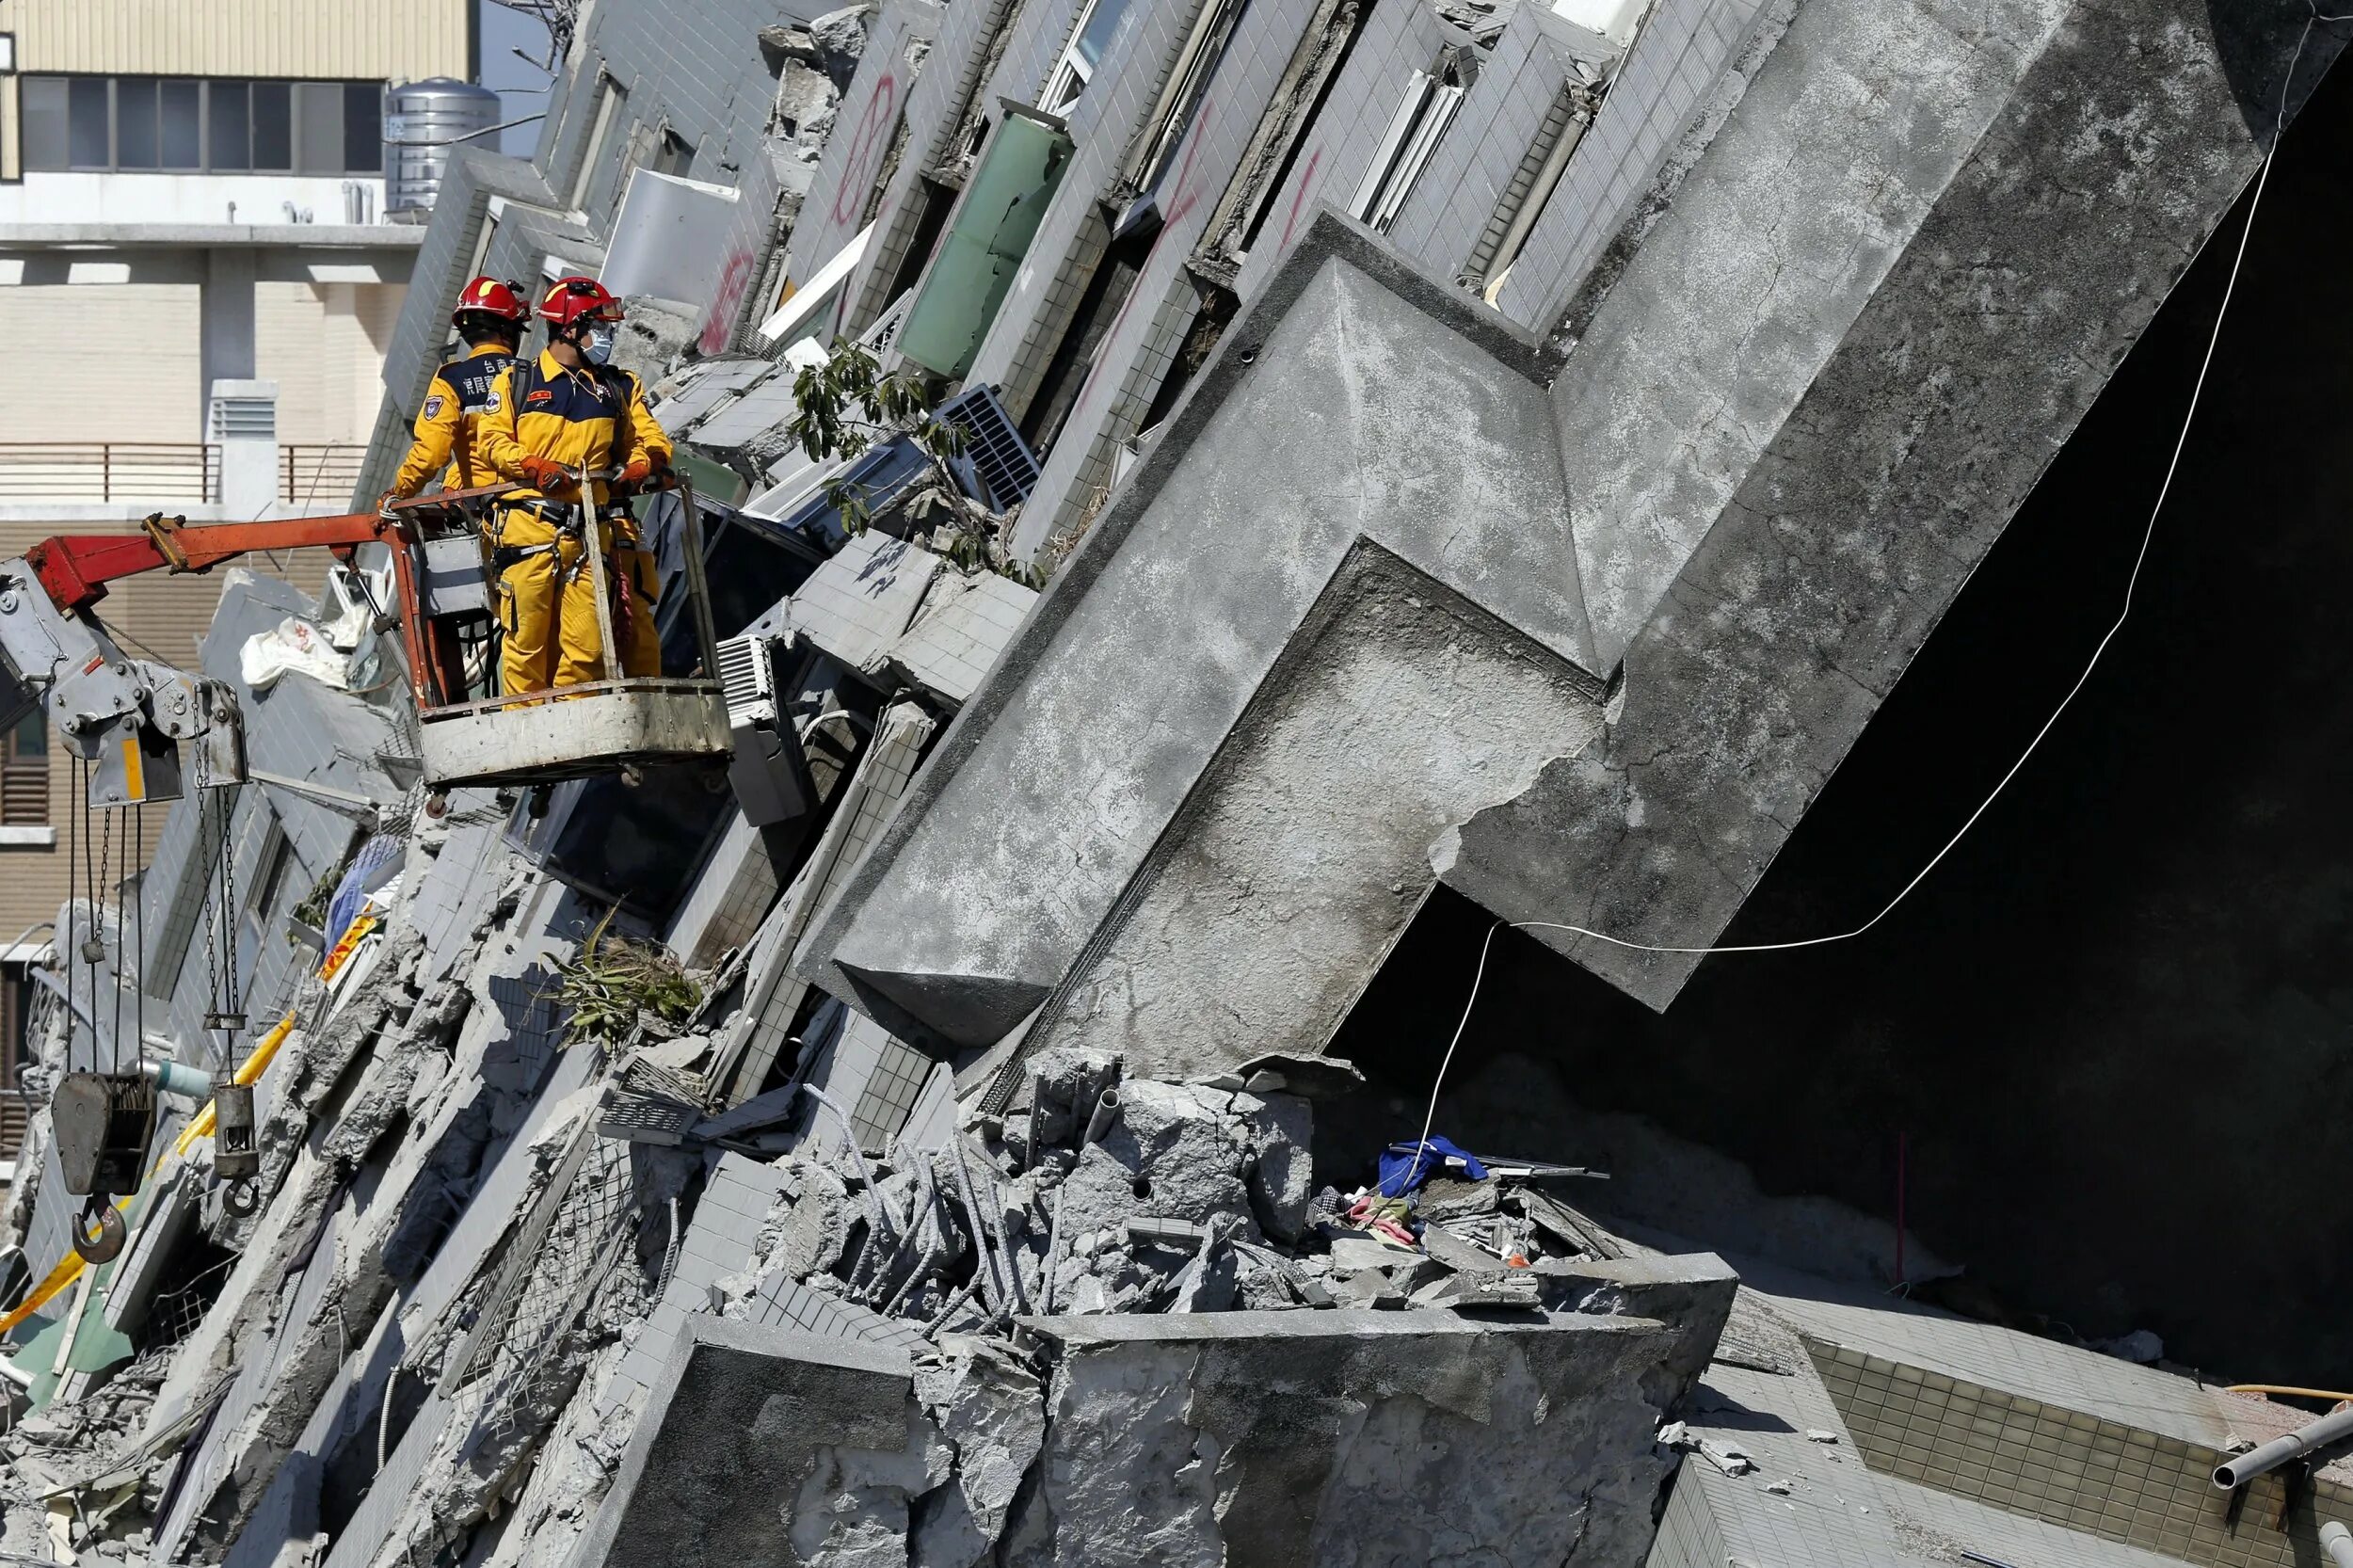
716,632,780,726
209,397,276,440
938,384,1042,512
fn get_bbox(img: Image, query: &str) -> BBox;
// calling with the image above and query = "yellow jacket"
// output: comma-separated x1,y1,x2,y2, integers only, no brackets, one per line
475,348,673,507
389,342,520,497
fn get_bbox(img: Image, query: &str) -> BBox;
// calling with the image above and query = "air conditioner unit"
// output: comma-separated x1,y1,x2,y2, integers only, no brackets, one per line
716,631,785,728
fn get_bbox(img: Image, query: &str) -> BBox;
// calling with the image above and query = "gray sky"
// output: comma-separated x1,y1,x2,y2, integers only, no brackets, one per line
477,2,557,156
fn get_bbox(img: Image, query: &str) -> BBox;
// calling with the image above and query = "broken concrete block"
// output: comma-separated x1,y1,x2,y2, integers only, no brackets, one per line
1016,1310,1717,1567
572,1319,924,1568
914,1336,1046,1544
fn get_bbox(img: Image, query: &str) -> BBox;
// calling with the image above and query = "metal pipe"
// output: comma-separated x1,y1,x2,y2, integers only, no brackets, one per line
138,1057,211,1101
2213,1402,2353,1488
1083,1087,1121,1145
2322,1521,2353,1568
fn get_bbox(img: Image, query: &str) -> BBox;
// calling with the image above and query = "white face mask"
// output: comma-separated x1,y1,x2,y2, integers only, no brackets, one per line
583,325,617,365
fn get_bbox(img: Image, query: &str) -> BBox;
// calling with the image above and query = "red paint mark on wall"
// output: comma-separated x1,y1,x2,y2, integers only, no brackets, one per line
700,249,755,354
1277,144,1323,251
832,74,901,229
1073,98,1217,414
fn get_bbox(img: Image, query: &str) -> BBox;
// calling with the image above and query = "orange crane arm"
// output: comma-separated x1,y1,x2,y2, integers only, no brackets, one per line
22,488,513,614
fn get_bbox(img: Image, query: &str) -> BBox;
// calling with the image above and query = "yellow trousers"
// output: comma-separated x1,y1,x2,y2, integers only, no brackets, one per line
491,508,662,696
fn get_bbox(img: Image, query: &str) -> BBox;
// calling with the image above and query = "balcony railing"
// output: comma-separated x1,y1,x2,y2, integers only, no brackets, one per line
0,443,371,508
0,442,219,503
281,445,369,505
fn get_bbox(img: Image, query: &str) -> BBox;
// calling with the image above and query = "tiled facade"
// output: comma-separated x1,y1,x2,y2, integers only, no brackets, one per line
1813,1342,2348,1568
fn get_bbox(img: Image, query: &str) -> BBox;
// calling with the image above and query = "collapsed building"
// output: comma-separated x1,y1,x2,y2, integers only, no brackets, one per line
2,0,2351,1564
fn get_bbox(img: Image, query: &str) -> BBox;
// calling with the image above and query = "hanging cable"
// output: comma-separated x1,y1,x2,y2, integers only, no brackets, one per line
1407,12,2330,1182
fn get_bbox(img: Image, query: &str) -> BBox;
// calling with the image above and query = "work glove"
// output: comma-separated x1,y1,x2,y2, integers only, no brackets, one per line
376,489,402,514
520,456,576,496
616,456,656,490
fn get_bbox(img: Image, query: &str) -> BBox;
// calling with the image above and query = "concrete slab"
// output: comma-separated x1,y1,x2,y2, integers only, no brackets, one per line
573,1319,925,1568
1017,1308,1716,1568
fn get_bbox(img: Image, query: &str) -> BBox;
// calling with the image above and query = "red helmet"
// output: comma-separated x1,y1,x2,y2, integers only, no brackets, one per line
540,275,624,330
452,275,527,325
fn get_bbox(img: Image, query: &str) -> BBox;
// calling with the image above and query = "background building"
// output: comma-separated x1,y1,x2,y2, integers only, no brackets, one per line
0,0,475,1175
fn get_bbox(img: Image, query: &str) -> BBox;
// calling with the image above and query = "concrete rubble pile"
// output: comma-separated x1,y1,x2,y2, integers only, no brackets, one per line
2,0,2346,1560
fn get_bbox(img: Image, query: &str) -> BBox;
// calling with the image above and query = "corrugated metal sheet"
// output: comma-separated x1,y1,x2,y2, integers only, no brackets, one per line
13,0,472,82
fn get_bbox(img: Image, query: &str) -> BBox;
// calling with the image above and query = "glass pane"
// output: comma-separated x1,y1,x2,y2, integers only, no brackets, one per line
1073,0,1135,71
67,77,110,168
22,78,68,170
294,82,342,174
208,80,250,171
160,79,200,169
343,81,382,174
252,81,292,169
117,77,159,168
10,704,42,758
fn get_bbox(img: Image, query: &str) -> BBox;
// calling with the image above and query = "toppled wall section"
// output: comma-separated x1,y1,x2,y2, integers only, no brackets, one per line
797,2,2349,1090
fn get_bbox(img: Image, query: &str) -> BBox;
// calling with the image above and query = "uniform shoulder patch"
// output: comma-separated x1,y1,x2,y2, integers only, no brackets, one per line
482,388,502,412
422,395,446,420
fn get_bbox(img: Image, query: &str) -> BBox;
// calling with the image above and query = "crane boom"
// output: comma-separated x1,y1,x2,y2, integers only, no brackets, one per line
0,498,509,808
25,510,397,614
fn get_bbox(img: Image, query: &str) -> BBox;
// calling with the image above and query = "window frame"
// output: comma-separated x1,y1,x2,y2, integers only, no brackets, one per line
1125,0,1250,194
1044,0,1138,112
1346,69,1465,234
18,74,382,176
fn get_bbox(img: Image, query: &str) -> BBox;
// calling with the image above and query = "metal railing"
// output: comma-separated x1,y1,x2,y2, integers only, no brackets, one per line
281,445,368,505
0,442,218,503
0,1087,29,1164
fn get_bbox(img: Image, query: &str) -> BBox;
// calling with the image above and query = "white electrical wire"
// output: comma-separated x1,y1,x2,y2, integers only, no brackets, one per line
1407,11,2331,1178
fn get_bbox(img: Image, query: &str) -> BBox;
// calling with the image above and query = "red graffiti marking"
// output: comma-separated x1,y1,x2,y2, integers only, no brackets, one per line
701,248,754,354
1277,143,1323,251
832,73,901,228
1071,98,1215,415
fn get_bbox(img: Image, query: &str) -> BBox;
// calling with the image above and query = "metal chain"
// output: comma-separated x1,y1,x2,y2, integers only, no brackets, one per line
106,803,122,1076
216,763,240,1052
135,803,146,1070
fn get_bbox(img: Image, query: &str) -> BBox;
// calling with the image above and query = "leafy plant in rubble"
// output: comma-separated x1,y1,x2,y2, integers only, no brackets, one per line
551,909,701,1045
787,342,1043,587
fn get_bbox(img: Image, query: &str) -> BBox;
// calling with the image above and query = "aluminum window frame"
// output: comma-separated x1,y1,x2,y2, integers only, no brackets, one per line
1346,69,1465,234
1044,0,1139,112
17,74,381,176
1124,0,1251,193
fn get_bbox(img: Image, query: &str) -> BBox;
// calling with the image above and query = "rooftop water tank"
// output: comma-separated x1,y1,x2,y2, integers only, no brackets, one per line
385,78,504,215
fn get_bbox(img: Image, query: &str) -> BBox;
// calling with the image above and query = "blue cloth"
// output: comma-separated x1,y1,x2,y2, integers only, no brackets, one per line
325,833,403,944
1378,1137,1489,1197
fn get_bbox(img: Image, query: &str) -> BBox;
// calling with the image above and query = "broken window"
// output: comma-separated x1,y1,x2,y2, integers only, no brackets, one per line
899,108,1075,379
1044,0,1140,113
1347,57,1471,234
1020,216,1157,452
1124,0,1252,197
1462,84,1593,303
1194,0,1367,282
876,177,959,323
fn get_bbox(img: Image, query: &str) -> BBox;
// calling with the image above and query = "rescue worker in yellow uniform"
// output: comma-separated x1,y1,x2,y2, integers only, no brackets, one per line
474,277,676,696
384,276,529,501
